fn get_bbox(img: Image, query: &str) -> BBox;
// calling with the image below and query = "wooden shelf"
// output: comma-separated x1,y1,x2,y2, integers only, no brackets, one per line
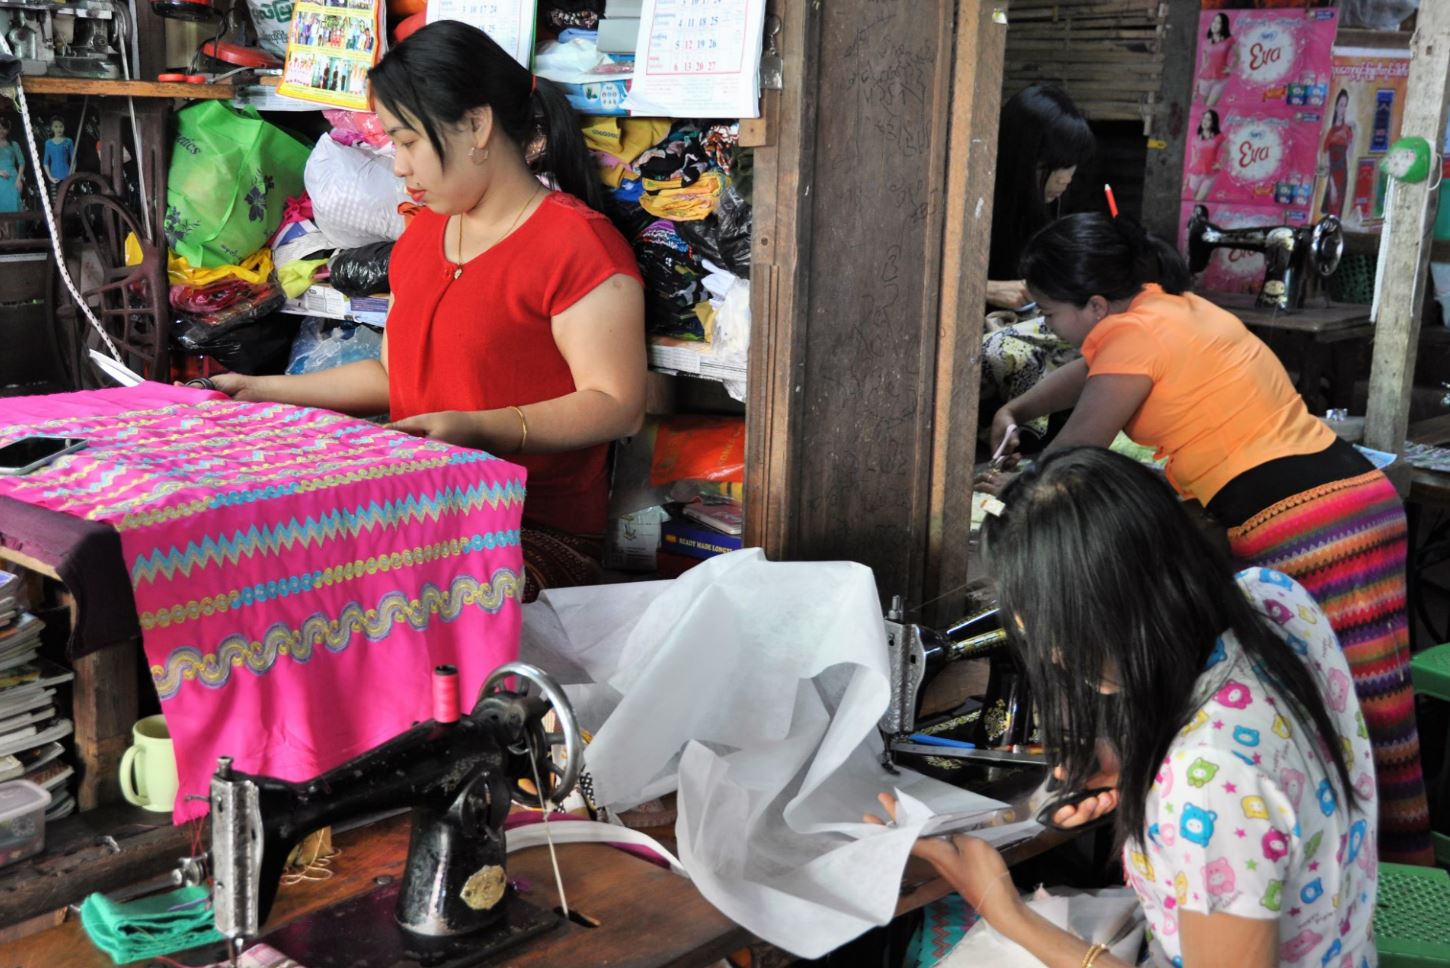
3,77,237,100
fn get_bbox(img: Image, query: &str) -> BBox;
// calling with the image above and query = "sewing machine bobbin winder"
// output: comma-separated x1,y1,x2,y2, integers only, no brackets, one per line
1187,210,1344,312
206,661,583,968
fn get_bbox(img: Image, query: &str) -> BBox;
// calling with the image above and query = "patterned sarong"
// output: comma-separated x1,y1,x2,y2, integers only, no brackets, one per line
1228,470,1434,864
0,384,526,822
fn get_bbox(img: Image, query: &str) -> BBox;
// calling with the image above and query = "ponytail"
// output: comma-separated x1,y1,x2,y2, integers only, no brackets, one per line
370,21,603,212
1019,212,1190,307
530,77,603,211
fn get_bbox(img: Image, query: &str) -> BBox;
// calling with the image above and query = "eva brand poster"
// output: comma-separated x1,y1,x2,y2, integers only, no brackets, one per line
1313,46,1411,234
1179,6,1337,285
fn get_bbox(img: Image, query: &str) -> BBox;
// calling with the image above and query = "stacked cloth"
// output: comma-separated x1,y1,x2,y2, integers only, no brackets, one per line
80,886,222,963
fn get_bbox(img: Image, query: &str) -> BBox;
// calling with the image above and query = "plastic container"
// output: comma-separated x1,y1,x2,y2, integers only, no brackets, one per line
0,780,52,869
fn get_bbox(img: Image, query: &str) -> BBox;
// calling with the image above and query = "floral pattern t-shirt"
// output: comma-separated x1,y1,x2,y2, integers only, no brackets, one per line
1125,569,1378,968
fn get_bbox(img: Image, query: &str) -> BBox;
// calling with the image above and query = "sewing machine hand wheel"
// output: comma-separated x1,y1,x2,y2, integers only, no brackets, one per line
1310,214,1343,277
477,662,582,810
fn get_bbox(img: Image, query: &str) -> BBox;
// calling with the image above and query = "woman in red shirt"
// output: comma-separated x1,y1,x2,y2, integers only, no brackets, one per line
210,22,646,599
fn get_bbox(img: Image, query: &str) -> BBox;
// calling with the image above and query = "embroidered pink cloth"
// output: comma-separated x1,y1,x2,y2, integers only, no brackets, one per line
0,384,526,822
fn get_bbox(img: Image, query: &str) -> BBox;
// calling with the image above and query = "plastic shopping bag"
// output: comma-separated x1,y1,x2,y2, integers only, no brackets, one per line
166,102,310,267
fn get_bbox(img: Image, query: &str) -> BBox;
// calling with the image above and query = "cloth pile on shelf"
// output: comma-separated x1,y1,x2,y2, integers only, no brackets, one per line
0,570,77,824
164,103,409,377
592,118,752,366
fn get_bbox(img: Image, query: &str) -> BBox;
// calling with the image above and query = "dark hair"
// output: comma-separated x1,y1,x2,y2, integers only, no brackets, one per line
989,84,1095,280
1019,211,1191,305
1333,88,1350,123
368,21,602,210
1198,109,1221,138
981,448,1358,851
1208,13,1230,40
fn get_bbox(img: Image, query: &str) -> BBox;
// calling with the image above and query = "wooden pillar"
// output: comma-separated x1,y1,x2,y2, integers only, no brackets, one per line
926,4,1007,616
1364,4,1450,460
745,0,1006,610
1139,0,1201,241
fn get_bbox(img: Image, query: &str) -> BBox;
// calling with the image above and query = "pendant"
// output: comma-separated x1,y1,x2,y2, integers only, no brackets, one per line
453,267,463,280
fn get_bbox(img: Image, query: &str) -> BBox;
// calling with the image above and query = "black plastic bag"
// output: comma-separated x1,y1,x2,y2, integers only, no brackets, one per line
329,242,394,297
174,309,300,375
675,185,752,278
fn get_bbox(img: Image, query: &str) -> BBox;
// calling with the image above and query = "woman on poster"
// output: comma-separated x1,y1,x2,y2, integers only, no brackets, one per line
1319,88,1355,219
1187,108,1226,201
1196,13,1236,108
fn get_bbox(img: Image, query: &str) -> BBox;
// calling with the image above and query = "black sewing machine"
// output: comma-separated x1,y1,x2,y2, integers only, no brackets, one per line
879,596,1042,772
208,662,582,968
1187,210,1344,312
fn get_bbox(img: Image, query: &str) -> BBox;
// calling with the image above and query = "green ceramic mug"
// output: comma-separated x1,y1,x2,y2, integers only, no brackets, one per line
118,715,177,812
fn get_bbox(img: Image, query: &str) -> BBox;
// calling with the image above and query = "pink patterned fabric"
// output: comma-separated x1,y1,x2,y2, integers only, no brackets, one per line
0,384,526,822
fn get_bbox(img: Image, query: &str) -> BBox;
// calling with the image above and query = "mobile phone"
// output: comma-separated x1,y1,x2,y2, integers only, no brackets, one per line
0,437,87,476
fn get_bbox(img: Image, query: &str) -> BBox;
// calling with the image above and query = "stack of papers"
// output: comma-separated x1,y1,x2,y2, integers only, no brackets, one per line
0,570,19,627
0,603,78,821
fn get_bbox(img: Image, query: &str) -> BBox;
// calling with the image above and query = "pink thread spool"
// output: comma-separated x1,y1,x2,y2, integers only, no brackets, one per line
433,664,460,724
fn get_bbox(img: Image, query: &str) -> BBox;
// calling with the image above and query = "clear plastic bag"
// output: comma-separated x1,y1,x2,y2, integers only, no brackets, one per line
286,316,384,375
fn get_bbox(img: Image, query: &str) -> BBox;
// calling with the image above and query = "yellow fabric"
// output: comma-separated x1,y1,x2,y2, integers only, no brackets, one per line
167,248,273,287
640,171,724,222
1080,284,1336,504
583,117,672,187
124,232,144,268
277,258,328,298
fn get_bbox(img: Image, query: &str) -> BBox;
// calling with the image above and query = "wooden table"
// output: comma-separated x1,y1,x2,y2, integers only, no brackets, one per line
1409,413,1450,510
4,787,1085,968
1206,294,1374,414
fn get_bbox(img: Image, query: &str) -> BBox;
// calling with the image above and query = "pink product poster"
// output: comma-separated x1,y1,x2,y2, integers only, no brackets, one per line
1179,201,1311,297
1192,8,1338,115
1190,107,1321,208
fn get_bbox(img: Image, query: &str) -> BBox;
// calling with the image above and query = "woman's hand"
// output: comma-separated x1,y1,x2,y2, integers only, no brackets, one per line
986,279,1031,310
974,465,1017,497
865,794,1024,926
388,410,485,450
194,372,253,400
989,406,1021,459
1046,738,1121,829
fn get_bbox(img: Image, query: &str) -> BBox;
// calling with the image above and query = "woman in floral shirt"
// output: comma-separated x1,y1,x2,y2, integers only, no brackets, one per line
875,448,1374,967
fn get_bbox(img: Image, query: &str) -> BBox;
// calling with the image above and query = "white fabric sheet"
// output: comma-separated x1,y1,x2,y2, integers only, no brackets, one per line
518,549,1037,958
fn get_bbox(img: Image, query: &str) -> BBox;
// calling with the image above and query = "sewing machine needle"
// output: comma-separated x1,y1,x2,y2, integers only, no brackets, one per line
527,733,570,919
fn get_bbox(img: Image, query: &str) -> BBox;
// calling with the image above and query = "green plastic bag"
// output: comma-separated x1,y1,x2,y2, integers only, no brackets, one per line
165,101,310,268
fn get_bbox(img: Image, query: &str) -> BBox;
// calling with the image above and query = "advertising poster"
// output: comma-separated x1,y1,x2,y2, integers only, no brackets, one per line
277,0,384,111
1180,6,1337,290
1313,47,1411,234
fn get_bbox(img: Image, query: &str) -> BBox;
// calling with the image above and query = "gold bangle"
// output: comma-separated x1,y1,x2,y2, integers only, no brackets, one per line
1081,942,1108,968
509,405,528,453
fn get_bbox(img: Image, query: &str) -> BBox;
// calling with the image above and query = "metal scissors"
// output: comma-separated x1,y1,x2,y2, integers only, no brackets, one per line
989,423,1019,471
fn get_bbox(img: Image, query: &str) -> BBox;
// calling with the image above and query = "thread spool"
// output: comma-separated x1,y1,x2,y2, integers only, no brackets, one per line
433,664,459,724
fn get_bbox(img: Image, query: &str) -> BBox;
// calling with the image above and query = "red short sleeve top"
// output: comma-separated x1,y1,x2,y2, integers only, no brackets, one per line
386,192,643,536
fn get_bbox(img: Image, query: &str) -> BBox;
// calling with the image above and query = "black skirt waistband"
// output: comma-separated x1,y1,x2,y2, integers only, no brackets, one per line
1205,435,1374,528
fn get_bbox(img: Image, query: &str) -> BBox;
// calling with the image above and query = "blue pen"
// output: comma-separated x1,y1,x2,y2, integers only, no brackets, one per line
907,733,976,749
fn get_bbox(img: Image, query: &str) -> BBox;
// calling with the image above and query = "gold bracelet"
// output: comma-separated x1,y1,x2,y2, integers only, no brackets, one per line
1081,942,1108,968
508,405,528,453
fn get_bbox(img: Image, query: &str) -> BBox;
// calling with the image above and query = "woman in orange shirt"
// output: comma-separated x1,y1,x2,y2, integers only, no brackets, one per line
980,211,1432,865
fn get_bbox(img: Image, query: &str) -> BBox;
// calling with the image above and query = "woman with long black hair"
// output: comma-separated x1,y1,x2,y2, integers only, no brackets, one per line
979,211,1432,864
206,21,647,600
875,448,1377,967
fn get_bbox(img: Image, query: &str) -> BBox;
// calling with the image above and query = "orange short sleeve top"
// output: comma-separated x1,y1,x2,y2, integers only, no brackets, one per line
1079,285,1335,504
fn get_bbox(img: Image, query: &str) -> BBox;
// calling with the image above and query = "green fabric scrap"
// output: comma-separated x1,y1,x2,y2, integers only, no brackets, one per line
80,884,222,964
277,257,329,299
